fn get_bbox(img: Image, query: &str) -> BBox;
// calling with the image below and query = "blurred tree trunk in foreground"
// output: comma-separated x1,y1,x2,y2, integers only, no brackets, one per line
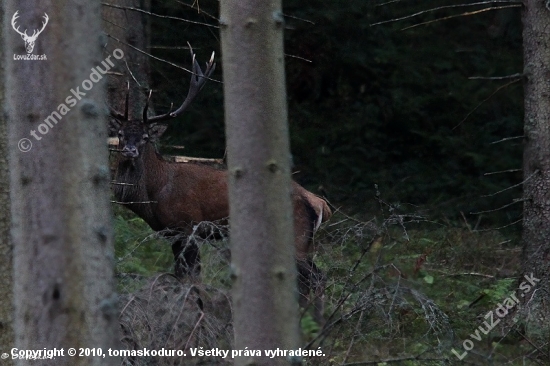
520,0,550,343
0,0,14,352
220,0,301,364
4,1,118,364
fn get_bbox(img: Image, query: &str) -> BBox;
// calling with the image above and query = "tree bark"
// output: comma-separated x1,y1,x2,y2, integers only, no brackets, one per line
520,0,550,343
5,2,118,364
220,1,301,364
0,0,14,354
102,0,151,121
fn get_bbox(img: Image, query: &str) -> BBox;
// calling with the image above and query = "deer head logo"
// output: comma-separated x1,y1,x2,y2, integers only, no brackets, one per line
11,11,49,54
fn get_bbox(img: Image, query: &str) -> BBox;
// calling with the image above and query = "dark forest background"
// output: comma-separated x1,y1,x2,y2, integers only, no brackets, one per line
108,2,536,363
147,1,523,228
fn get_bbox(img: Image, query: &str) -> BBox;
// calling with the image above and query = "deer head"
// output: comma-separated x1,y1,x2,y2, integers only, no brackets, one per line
11,11,49,54
110,47,216,159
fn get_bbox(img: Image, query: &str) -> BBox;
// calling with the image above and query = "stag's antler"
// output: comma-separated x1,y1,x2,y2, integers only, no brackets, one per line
146,44,215,123
110,44,215,124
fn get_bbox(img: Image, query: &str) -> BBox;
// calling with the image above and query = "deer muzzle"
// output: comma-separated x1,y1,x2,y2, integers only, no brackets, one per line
121,145,139,158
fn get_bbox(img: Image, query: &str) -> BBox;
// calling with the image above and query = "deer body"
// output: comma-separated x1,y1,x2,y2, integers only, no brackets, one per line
114,142,229,232
110,49,331,322
113,140,330,266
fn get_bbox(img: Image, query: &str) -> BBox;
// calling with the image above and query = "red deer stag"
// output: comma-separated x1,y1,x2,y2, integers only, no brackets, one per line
109,49,331,321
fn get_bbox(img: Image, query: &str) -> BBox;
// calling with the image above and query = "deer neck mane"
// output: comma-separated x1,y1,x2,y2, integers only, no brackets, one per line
112,142,168,230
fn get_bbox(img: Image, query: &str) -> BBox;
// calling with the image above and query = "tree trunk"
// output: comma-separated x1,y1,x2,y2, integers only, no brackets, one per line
220,1,301,364
5,2,118,364
0,0,14,353
102,0,151,121
520,0,550,343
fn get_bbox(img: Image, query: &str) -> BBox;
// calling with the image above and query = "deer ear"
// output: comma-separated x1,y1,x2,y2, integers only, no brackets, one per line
147,123,168,140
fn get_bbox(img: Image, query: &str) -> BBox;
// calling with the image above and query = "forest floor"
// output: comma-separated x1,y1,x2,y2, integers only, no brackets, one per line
113,200,541,365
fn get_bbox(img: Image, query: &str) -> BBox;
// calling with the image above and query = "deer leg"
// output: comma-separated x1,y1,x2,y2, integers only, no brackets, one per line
297,259,311,311
309,260,326,326
171,238,201,278
296,259,326,325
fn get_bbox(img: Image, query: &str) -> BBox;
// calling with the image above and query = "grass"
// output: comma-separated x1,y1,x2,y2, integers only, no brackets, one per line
112,201,544,365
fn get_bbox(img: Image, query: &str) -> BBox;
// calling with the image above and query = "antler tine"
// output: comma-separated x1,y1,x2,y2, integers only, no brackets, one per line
124,81,130,121
147,43,216,123
143,90,153,123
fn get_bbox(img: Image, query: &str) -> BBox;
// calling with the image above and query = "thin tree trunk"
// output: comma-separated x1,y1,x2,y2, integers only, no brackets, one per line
5,2,118,364
520,0,550,343
0,0,14,353
220,1,301,364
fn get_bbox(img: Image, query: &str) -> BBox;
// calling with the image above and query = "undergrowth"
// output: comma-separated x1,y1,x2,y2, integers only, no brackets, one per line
112,201,542,365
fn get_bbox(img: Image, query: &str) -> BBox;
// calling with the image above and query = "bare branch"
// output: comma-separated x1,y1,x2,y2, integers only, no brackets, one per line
470,198,527,215
490,135,524,144
375,0,406,7
282,13,315,24
401,5,521,31
453,78,521,130
173,0,219,21
514,329,550,359
484,168,522,175
482,170,538,197
101,2,218,28
105,34,221,83
475,218,522,231
430,269,495,278
469,73,524,80
124,59,143,88
285,54,312,63
371,1,521,27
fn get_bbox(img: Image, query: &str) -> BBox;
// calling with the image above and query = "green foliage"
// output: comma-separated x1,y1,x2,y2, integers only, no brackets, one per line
483,278,516,303
112,206,173,291
310,207,527,363
300,313,321,341
114,214,172,275
113,199,536,363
